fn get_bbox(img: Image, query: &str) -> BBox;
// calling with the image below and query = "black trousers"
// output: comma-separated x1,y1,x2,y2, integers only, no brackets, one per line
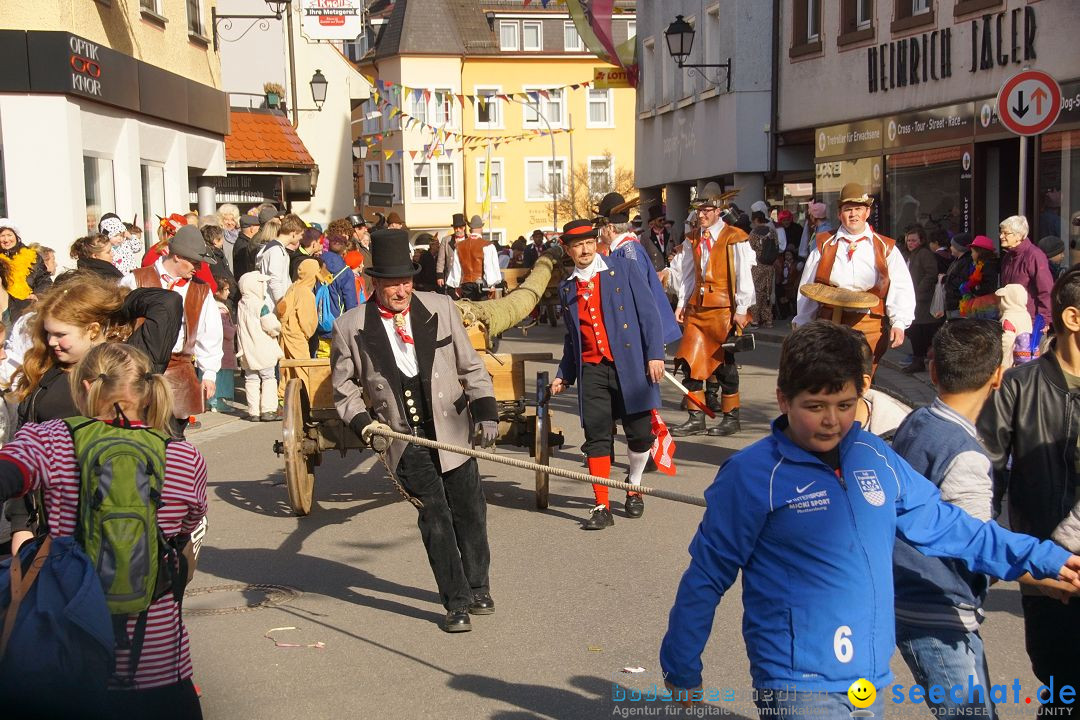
105,679,203,720
395,440,490,611
456,282,484,301
908,319,943,361
680,352,739,396
1021,595,1080,716
580,361,654,458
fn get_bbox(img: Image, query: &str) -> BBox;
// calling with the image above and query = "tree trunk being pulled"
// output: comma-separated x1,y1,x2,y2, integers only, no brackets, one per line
455,246,565,348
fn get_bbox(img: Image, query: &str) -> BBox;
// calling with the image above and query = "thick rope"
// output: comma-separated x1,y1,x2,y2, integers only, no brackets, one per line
363,423,707,508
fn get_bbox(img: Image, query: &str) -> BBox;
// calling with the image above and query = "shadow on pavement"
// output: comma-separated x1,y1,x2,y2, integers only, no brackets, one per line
197,545,444,626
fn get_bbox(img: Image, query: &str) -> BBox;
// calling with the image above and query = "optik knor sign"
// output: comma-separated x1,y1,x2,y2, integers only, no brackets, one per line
300,0,363,41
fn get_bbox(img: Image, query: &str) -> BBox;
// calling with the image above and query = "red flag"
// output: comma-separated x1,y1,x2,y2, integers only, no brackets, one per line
650,410,677,476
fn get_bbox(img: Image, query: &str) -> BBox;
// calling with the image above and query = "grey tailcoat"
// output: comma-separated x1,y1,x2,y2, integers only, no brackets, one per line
331,291,498,473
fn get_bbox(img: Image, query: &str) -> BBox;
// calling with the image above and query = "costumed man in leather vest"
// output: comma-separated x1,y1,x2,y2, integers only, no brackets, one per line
436,213,467,293
596,192,681,348
669,183,755,437
794,183,915,374
551,220,665,530
331,228,499,634
446,215,501,301
121,225,223,436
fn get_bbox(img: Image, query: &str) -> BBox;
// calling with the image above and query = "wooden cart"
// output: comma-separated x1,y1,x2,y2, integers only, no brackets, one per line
273,353,564,516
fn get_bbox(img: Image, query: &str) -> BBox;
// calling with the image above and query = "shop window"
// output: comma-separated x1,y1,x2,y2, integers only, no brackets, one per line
814,156,883,229
790,0,823,59
892,0,936,34
953,0,1002,18
885,146,972,242
839,0,876,47
84,155,116,235
140,163,165,242
1038,130,1080,264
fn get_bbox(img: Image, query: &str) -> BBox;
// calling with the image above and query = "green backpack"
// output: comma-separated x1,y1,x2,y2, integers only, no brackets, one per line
62,417,176,616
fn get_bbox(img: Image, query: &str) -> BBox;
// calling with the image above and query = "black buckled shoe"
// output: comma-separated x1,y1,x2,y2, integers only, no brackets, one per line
583,504,614,530
670,411,707,437
469,593,495,615
707,408,741,436
441,607,472,632
625,493,645,518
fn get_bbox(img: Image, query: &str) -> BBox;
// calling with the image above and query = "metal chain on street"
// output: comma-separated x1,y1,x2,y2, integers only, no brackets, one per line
364,423,707,508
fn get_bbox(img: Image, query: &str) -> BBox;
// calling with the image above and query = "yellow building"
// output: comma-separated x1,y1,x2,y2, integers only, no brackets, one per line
0,1,227,257
355,0,636,242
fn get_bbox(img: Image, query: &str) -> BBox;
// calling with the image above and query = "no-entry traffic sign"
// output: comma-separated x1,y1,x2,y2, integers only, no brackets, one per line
996,69,1062,136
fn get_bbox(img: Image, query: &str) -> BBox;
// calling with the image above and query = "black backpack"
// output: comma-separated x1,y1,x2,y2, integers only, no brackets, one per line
757,229,780,265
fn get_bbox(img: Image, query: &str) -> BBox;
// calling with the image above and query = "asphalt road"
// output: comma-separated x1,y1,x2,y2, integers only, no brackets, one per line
184,323,1043,719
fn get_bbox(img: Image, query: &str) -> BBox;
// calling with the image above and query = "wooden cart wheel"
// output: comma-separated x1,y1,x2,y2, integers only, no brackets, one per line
534,371,550,509
282,379,316,516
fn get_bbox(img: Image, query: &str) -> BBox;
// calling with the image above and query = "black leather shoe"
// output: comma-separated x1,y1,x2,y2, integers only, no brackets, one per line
583,504,614,530
707,409,741,436
441,608,472,632
469,593,495,615
670,411,707,437
625,493,644,518
260,412,279,422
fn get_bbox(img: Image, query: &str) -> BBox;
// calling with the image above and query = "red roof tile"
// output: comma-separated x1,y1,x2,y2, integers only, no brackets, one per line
225,110,316,170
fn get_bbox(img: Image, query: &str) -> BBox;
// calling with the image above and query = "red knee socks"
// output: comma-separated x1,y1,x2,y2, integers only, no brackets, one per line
587,456,611,508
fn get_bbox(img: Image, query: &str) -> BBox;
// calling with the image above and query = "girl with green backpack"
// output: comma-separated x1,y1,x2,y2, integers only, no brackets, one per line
0,342,207,718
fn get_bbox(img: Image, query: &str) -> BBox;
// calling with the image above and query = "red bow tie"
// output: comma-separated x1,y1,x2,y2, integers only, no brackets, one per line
844,236,866,261
378,305,413,345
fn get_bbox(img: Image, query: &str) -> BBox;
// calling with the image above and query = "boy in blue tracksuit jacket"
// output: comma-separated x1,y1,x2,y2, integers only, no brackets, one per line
659,320,1080,717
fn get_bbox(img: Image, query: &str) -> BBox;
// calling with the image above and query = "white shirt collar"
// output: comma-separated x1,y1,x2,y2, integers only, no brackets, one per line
705,220,724,238
835,224,874,242
570,254,609,283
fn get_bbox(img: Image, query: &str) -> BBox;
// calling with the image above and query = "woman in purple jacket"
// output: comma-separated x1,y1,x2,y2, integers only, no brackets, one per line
999,214,1054,326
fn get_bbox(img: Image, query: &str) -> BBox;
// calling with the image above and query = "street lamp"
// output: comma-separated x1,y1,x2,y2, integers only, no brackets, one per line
485,11,496,32
664,14,733,93
309,70,328,109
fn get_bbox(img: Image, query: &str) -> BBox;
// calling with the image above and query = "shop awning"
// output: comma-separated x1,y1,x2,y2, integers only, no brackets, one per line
225,108,315,171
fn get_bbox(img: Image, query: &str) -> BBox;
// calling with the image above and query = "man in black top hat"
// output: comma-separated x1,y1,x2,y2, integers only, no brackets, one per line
437,213,468,292
332,228,498,633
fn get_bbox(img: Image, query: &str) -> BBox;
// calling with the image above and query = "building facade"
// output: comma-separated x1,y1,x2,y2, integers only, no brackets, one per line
356,0,636,240
215,0,370,222
633,0,776,238
0,1,228,261
777,0,1080,253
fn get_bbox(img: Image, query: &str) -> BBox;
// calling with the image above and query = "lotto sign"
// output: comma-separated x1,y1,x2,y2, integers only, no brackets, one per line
593,67,632,89
996,69,1062,136
299,0,363,41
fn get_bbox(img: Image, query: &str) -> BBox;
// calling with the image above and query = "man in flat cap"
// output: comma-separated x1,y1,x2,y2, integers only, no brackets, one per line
232,213,263,278
794,183,915,373
446,215,501,301
122,225,224,436
332,228,498,633
669,182,755,437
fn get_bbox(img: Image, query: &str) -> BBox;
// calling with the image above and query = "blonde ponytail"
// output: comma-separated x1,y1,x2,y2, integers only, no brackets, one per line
70,344,174,434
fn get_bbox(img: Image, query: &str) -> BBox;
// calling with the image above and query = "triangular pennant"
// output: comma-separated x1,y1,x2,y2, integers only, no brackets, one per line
423,89,431,103
409,150,418,159
384,150,394,160
413,88,424,106
538,89,550,100
456,94,465,107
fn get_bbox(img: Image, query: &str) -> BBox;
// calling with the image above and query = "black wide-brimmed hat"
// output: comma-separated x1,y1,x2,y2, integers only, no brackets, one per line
595,192,630,223
560,219,598,243
366,228,420,277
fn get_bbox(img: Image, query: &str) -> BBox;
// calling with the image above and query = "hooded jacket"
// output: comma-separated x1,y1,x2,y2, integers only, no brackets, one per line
236,271,283,371
997,283,1034,368
659,417,1069,693
278,258,319,360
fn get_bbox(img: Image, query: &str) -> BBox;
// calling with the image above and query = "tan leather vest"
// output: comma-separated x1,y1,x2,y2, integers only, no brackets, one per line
690,224,748,308
813,230,896,316
132,266,209,355
456,235,489,285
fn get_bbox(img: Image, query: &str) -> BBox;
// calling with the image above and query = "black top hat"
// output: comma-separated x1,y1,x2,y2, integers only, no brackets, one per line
366,228,420,277
451,213,467,228
596,192,630,224
560,219,598,243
